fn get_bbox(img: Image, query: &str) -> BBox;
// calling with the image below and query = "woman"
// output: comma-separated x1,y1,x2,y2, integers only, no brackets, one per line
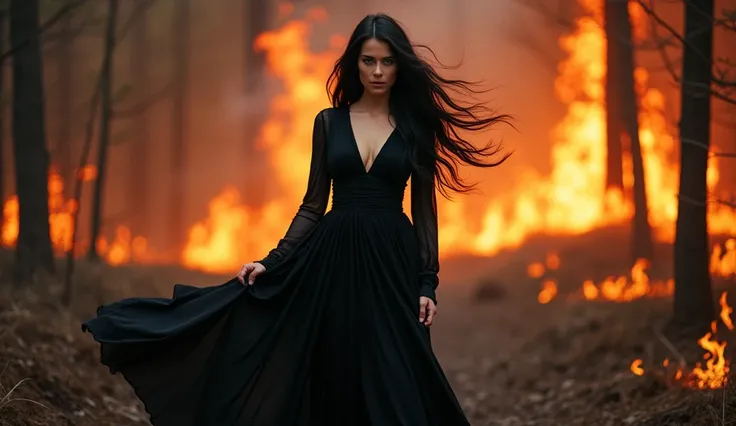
83,13,510,426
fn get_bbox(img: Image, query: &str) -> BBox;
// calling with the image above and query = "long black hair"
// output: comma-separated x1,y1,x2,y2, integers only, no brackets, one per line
326,13,512,198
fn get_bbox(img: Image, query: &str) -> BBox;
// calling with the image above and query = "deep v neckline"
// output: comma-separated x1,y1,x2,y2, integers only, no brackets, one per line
347,108,396,174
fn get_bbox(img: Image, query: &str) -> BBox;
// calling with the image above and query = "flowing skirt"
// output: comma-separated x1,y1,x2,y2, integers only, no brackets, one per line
82,209,470,426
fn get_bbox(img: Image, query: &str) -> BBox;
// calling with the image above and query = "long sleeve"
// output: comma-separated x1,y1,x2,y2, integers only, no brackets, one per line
411,169,440,304
257,110,331,270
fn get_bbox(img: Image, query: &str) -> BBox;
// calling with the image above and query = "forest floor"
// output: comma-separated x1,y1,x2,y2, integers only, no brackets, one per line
0,225,734,426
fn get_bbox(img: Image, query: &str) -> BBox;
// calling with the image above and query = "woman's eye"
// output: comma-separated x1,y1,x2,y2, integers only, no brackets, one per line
383,58,394,65
363,58,374,64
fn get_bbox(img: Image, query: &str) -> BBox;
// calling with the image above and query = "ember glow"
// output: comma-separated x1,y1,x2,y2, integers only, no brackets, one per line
581,259,674,302
628,291,734,390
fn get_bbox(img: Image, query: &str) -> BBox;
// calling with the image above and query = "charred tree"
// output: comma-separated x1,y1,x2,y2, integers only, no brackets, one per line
10,0,55,282
672,0,715,327
88,0,118,261
0,8,6,240
603,0,624,192
53,0,74,195
128,0,150,239
605,0,654,262
244,0,268,95
169,0,190,250
242,0,270,206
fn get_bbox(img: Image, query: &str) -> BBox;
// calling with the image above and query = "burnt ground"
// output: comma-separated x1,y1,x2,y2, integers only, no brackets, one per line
0,226,734,426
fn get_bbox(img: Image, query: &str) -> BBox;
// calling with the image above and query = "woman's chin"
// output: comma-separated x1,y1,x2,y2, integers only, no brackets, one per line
365,87,390,97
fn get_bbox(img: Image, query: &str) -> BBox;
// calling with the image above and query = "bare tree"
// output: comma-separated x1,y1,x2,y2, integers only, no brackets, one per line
603,0,624,192
672,0,717,327
10,0,55,282
605,0,654,262
87,0,119,261
519,0,655,262
52,0,74,196
243,0,268,95
634,0,734,326
0,7,6,241
635,0,735,106
169,0,190,250
0,0,87,65
242,0,270,206
128,0,150,239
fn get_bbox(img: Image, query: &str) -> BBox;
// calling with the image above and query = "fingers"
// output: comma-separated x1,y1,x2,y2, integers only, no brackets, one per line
247,267,263,285
419,297,428,323
424,301,437,327
419,297,437,327
236,264,252,284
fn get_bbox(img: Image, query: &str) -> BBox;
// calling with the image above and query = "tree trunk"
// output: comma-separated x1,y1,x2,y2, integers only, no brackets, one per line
242,0,269,206
10,0,55,282
243,0,268,95
605,0,654,262
603,0,624,192
169,0,190,251
617,0,654,263
0,9,6,240
672,0,715,327
128,0,149,240
54,0,73,195
88,0,118,261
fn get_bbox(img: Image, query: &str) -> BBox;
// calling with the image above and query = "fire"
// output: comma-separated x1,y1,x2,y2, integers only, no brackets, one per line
721,291,734,331
629,291,734,389
2,167,95,253
630,359,644,376
527,252,561,279
184,0,733,272
711,238,736,278
527,252,561,304
2,1,735,273
440,0,733,255
537,279,558,304
1,165,150,265
531,253,674,304
181,10,344,273
582,258,673,302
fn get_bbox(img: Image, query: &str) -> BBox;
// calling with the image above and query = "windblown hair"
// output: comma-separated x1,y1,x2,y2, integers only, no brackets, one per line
326,13,512,198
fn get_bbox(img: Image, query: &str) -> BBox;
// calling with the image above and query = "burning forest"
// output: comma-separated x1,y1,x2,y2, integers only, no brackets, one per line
0,0,735,425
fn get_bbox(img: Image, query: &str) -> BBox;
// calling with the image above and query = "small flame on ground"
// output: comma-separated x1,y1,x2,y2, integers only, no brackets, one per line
630,359,644,376
537,279,558,304
629,291,733,390
582,258,673,302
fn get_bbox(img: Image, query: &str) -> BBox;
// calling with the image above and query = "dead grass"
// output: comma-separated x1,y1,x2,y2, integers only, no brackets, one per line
0,249,226,426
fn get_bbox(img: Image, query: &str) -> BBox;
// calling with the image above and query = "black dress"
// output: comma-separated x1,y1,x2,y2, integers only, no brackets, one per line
82,106,471,426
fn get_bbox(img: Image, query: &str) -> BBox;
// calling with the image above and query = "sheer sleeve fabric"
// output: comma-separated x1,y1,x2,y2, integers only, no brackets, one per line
257,110,331,270
411,169,440,305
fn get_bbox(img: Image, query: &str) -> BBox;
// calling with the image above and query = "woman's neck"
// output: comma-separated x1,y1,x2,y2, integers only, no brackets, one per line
353,92,390,116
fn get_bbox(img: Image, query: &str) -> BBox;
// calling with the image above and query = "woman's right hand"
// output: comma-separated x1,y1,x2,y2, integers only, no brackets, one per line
236,262,266,285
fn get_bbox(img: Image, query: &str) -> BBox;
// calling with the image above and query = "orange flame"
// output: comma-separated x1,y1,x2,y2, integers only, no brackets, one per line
582,258,673,302
537,279,558,304
2,1,734,273
630,292,733,390
2,168,94,253
711,238,736,278
181,10,345,273
1,166,150,265
720,291,734,331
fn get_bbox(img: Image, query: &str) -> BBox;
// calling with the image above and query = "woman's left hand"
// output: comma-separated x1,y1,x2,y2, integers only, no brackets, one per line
419,296,437,326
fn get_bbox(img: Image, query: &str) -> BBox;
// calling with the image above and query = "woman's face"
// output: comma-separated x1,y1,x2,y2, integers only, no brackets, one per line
357,38,397,97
